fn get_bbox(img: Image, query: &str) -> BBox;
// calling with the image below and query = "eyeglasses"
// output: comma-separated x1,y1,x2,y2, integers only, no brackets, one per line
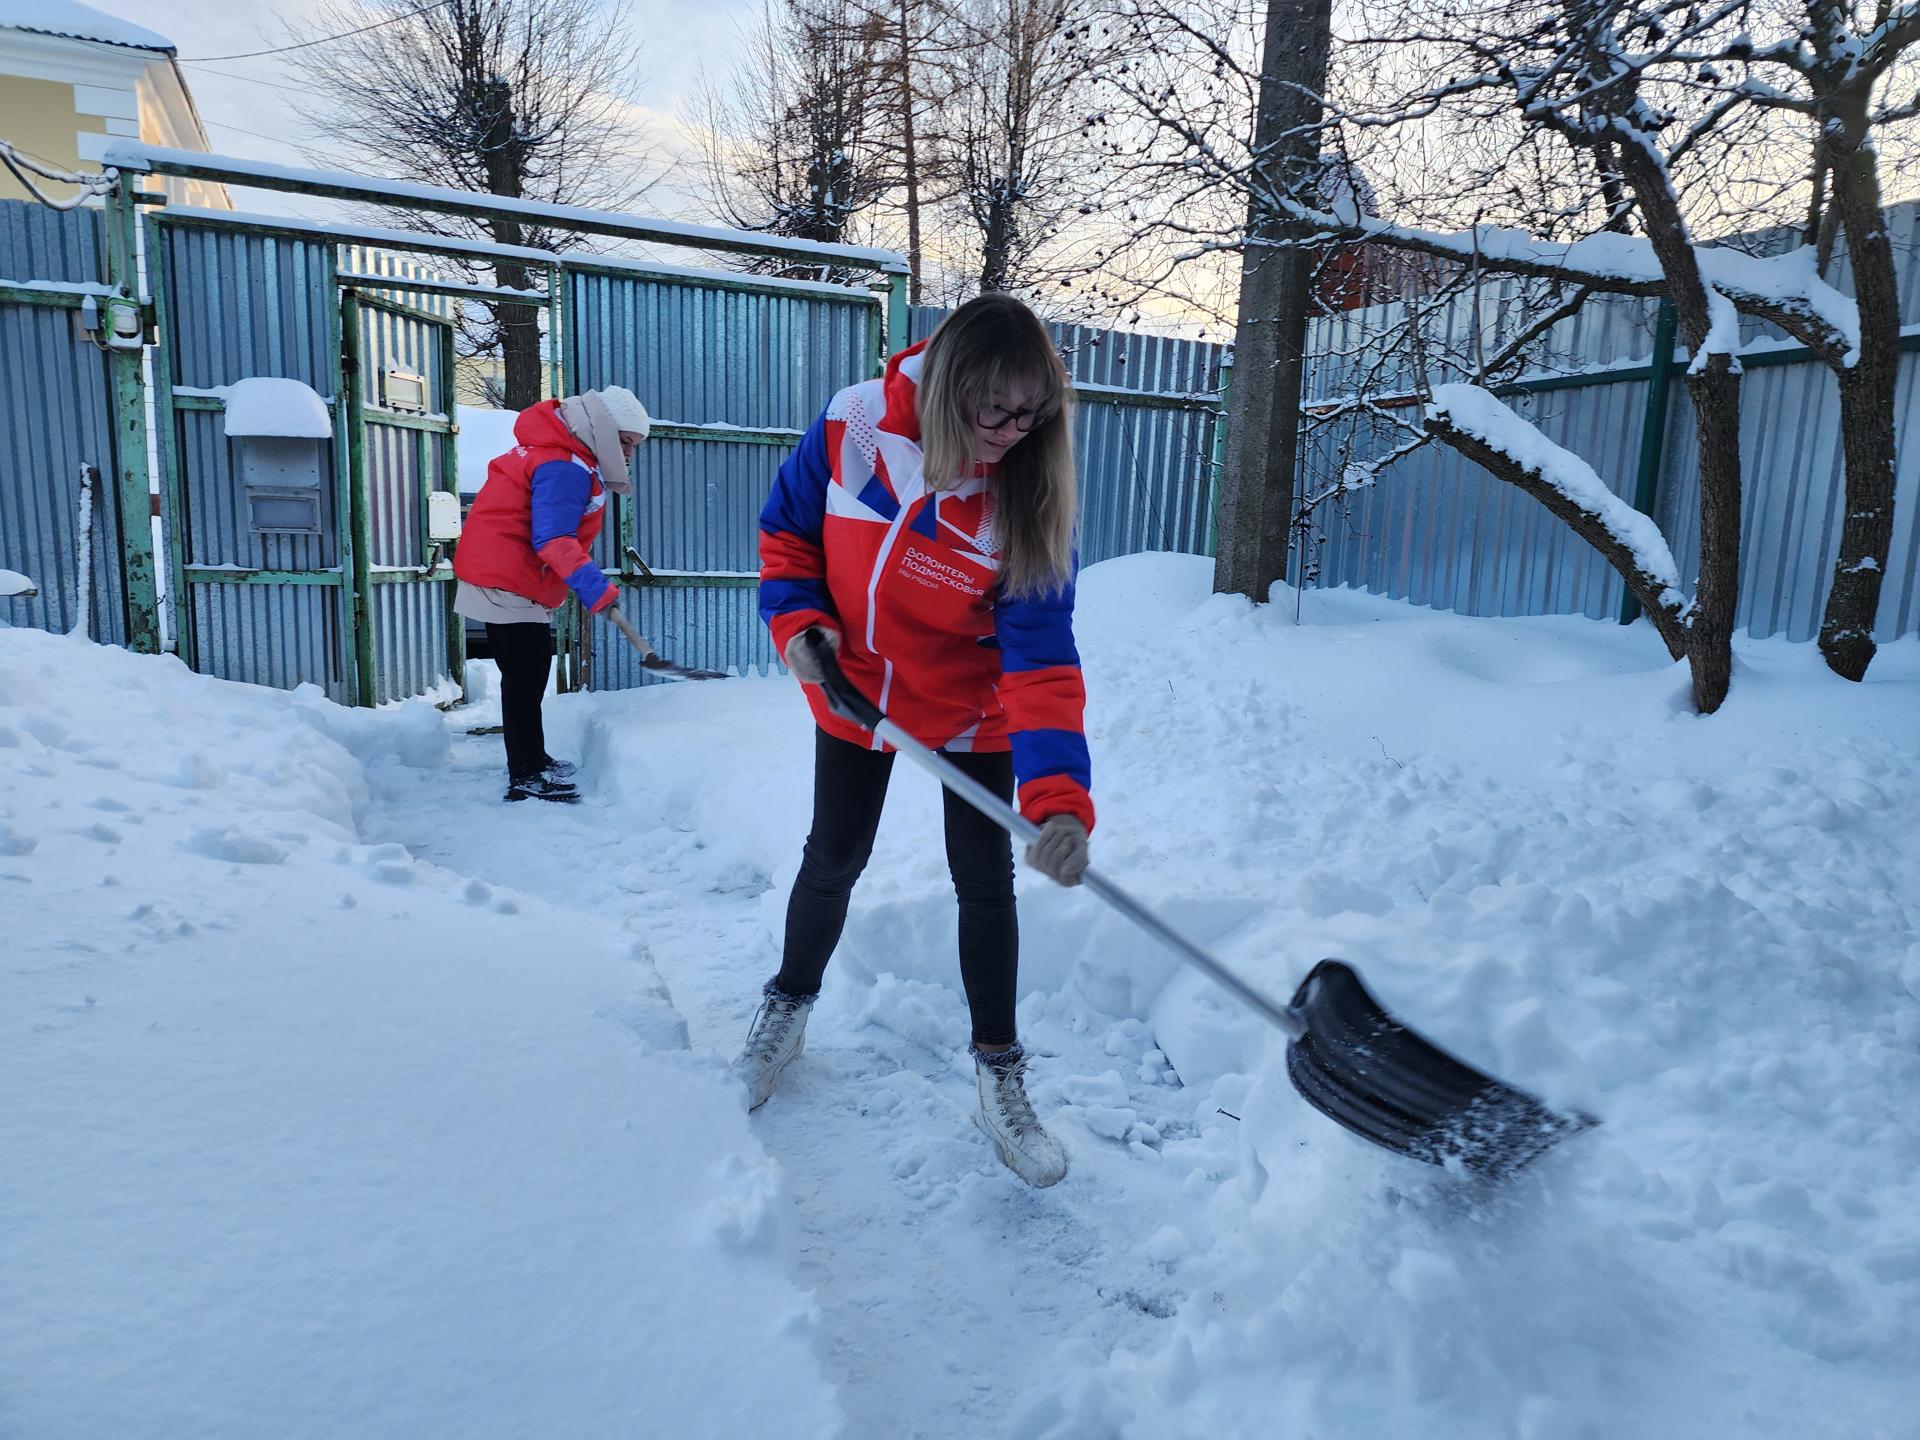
975,401,1057,433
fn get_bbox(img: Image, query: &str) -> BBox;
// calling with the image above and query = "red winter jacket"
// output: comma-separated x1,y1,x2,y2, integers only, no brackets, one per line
758,344,1094,832
453,400,618,612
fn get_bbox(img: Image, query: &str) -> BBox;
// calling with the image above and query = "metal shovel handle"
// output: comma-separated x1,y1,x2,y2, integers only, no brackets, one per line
801,629,1305,1040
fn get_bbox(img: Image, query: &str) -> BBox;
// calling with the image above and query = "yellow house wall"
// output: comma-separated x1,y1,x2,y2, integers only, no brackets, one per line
0,73,110,205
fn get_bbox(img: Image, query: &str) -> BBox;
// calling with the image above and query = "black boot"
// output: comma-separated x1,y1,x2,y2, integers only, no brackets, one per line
504,771,579,804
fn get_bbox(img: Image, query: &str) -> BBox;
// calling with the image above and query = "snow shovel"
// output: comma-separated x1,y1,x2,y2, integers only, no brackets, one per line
606,606,727,681
800,630,1597,1177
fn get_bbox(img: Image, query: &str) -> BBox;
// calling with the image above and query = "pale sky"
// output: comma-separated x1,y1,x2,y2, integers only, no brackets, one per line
84,0,750,221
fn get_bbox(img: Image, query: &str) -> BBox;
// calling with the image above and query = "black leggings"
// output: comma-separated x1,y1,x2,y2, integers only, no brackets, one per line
487,621,554,780
775,728,1019,1047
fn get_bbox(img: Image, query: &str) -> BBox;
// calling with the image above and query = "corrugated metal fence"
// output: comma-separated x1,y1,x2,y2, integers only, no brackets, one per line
1301,203,1920,642
9,187,1915,697
568,262,885,688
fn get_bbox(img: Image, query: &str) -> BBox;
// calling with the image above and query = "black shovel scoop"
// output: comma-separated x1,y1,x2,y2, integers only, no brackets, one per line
802,630,1596,1177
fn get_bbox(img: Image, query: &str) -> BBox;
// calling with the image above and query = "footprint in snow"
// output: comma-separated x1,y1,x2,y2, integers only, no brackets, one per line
184,827,288,865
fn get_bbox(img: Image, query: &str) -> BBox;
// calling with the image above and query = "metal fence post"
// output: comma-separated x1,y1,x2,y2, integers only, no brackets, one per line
545,263,564,401
104,180,160,652
551,260,583,693
1207,354,1233,559
143,211,194,667
340,288,377,705
1620,300,1677,625
884,270,909,374
440,318,465,693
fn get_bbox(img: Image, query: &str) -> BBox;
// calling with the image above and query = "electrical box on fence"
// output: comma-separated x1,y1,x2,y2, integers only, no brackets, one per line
426,490,463,542
383,369,428,413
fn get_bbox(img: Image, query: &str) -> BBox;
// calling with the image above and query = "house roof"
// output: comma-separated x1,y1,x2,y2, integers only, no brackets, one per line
0,0,173,52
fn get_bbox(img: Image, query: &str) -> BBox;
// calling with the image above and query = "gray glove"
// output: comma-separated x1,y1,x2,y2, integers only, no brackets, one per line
783,626,841,684
1025,815,1089,887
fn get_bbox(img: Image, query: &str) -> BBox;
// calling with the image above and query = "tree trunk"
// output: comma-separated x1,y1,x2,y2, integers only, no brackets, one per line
979,180,1015,292
1613,138,1740,713
1214,0,1332,601
476,78,543,408
898,0,923,304
1686,361,1742,712
1815,119,1898,681
491,281,545,410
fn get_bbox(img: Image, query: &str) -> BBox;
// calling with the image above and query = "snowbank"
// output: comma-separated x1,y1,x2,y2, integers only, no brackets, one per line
584,552,1920,1438
457,406,522,494
1027,555,1920,1439
0,633,839,1438
10,550,1917,1438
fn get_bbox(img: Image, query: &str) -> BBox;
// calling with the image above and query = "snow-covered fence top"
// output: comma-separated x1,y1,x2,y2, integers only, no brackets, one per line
1305,201,1920,403
105,144,911,276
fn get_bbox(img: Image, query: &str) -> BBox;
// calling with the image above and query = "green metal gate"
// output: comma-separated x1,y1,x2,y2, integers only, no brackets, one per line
342,288,462,704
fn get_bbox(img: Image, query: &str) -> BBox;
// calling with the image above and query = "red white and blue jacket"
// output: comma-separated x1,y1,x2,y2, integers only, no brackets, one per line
759,344,1094,832
453,400,618,613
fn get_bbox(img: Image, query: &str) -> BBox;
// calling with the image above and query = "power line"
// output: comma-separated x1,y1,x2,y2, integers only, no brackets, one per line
199,115,303,147
176,63,300,91
177,0,454,63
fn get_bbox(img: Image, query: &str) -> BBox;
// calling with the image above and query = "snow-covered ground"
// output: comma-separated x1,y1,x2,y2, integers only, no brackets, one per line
5,553,1917,1438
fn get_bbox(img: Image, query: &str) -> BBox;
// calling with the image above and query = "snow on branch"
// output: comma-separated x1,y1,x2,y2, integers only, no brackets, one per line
1424,384,1692,656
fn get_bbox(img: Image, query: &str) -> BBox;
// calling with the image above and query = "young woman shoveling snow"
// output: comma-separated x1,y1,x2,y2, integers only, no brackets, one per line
454,386,655,803
743,294,1092,1187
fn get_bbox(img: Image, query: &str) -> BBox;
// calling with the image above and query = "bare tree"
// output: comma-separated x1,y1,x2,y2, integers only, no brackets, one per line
932,0,1103,296
1700,1,1920,680
1084,0,1894,713
846,0,960,302
692,0,893,279
289,0,653,409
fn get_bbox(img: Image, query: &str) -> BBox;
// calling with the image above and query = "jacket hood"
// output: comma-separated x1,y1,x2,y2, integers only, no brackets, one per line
878,342,928,442
511,398,594,462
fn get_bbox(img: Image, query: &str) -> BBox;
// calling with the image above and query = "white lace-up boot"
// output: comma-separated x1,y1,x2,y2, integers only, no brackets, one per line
734,985,814,1110
973,1043,1068,1188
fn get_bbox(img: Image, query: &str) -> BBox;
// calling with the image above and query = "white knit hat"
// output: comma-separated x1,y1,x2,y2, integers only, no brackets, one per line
596,385,651,439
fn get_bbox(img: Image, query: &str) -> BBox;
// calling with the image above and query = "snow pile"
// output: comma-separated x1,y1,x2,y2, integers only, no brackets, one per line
1020,556,1920,1440
221,377,333,438
0,633,839,1438
1,567,37,597
457,405,523,494
579,553,1918,1438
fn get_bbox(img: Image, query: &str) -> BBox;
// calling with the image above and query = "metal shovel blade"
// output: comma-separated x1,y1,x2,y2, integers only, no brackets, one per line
606,607,726,681
1285,959,1598,1176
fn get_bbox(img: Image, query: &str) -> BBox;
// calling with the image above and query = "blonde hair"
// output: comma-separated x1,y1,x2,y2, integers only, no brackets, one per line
917,295,1076,599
